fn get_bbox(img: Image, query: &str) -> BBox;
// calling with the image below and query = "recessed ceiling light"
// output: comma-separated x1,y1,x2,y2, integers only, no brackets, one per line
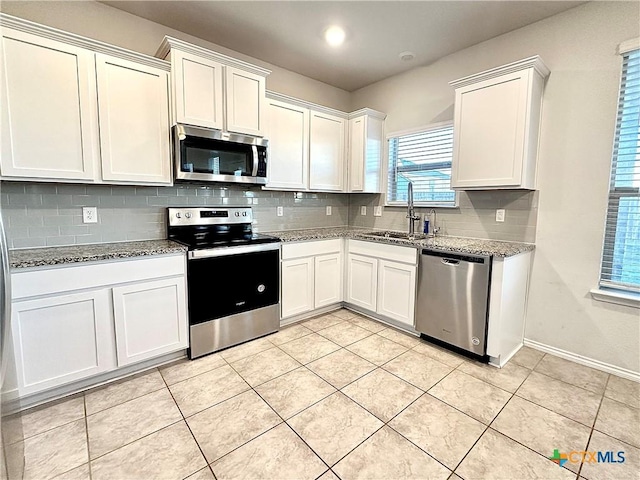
325,26,346,47
399,51,416,61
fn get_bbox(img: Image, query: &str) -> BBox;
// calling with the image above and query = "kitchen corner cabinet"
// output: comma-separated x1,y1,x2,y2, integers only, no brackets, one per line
450,56,549,190
265,98,310,190
348,110,386,193
10,254,188,398
158,37,269,137
0,17,172,185
346,240,417,327
281,239,343,320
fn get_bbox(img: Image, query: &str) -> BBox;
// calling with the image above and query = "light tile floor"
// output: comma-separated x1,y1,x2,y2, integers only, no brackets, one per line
5,309,640,480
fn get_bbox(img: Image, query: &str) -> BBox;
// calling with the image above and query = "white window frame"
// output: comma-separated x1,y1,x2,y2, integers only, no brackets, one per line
383,121,459,208
591,37,640,308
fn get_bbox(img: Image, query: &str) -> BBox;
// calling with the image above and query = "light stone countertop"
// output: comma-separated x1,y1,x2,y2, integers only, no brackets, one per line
266,227,534,258
10,240,188,269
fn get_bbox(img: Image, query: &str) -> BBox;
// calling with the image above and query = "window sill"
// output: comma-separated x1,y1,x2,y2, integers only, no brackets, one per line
590,288,640,309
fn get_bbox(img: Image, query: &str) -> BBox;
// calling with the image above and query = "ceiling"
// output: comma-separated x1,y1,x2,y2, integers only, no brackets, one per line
102,1,584,91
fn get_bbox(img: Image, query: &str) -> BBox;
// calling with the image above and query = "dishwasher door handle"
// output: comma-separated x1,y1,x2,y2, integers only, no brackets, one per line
441,258,460,266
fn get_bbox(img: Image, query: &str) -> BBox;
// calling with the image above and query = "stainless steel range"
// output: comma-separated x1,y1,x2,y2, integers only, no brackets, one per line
167,207,280,359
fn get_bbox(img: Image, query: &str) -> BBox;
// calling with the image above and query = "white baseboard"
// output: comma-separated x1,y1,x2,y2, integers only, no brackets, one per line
524,339,640,383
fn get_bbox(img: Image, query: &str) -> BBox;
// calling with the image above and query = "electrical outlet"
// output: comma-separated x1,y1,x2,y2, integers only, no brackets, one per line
360,206,367,216
277,206,284,217
326,206,332,216
496,209,506,222
82,207,98,224
373,206,382,217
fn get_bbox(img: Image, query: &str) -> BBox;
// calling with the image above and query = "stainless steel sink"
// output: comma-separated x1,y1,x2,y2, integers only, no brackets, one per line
364,231,428,241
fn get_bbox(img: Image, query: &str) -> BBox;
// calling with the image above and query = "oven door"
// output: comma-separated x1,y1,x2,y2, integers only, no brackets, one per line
174,125,268,184
187,245,280,325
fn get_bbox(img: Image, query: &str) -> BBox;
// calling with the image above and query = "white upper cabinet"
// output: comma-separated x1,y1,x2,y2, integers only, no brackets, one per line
0,28,98,181
265,98,309,190
450,56,549,190
309,110,346,191
171,49,224,130
348,110,385,193
96,54,171,184
158,37,270,137
225,66,265,136
0,16,172,185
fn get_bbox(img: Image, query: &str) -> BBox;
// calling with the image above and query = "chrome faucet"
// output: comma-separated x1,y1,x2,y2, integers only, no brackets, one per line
428,209,440,237
406,182,420,235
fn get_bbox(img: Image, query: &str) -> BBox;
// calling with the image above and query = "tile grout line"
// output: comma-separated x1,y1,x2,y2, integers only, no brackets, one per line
577,376,609,479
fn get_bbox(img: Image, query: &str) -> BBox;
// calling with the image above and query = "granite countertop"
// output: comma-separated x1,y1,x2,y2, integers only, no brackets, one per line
10,240,188,269
266,227,534,257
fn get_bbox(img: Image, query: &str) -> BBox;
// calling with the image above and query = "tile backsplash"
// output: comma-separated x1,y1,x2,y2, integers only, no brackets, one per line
1,182,537,248
349,190,538,243
0,182,349,249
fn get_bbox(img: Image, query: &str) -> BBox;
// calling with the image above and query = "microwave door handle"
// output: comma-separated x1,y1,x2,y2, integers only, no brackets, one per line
251,146,259,176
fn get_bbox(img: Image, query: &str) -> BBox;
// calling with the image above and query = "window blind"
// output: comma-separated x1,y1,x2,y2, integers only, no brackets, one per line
600,47,640,293
387,124,456,207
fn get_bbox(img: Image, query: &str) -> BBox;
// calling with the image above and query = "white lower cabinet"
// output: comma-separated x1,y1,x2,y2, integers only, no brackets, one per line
281,257,315,318
10,254,187,398
346,254,378,311
314,253,343,309
112,277,188,367
280,239,343,320
11,290,115,396
377,260,416,326
346,240,418,327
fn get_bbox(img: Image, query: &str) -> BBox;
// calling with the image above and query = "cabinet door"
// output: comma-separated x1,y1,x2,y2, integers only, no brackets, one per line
0,29,98,181
11,290,115,396
281,257,314,319
225,66,265,136
315,252,342,308
348,116,365,192
451,70,529,188
346,254,377,312
265,99,309,190
171,50,224,129
377,260,416,326
96,54,171,184
112,277,188,367
309,111,345,191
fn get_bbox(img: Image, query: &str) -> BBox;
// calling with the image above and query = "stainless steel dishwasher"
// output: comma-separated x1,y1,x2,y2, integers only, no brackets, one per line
416,249,491,357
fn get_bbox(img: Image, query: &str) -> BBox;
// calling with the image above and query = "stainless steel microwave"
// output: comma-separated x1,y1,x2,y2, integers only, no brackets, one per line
173,124,268,185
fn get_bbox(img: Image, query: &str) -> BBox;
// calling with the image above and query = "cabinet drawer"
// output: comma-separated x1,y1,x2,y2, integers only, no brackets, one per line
12,254,186,300
348,239,417,265
281,239,342,260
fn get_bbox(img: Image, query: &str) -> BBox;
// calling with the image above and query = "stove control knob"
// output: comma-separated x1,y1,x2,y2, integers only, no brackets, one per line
185,212,192,219
175,213,182,219
235,212,240,217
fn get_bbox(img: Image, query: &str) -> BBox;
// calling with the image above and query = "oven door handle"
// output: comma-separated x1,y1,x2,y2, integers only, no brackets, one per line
188,242,280,259
251,145,259,177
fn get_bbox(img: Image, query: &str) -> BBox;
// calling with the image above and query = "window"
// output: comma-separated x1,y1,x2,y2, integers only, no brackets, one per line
386,123,457,207
600,44,640,293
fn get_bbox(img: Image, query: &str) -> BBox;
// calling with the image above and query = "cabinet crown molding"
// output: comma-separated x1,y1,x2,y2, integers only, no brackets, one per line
449,55,550,89
266,90,348,118
0,13,170,71
156,36,271,77
349,108,386,120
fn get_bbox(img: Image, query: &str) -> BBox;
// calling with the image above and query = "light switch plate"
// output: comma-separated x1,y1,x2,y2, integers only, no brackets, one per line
82,207,98,224
374,206,383,217
326,206,332,216
496,209,506,222
277,206,284,217
360,206,367,216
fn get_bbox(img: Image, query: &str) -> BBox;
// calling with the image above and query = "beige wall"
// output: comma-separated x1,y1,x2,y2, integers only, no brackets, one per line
0,0,352,111
352,1,640,374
